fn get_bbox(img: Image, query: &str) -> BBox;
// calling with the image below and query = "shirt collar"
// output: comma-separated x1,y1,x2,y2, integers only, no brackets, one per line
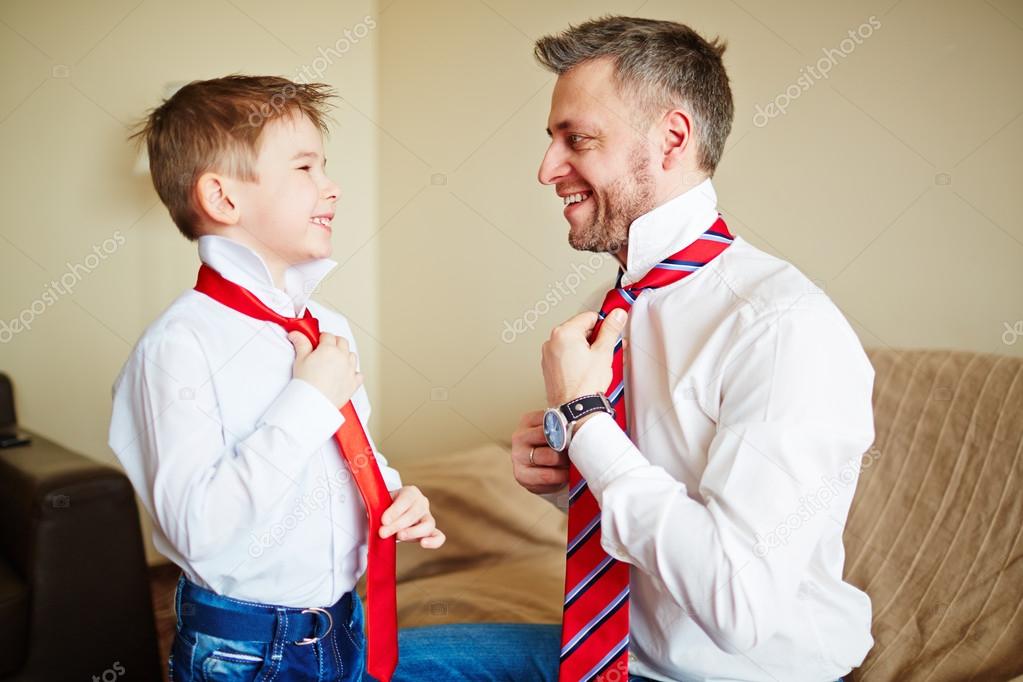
196,235,338,317
622,177,720,286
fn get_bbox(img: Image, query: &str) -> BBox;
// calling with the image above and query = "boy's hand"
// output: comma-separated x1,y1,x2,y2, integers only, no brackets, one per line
287,331,362,408
379,486,445,549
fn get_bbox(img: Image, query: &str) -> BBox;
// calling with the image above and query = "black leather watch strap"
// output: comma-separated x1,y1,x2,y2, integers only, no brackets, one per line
559,393,615,423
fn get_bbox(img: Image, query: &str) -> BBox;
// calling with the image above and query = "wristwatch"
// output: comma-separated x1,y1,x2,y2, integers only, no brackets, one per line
543,393,615,453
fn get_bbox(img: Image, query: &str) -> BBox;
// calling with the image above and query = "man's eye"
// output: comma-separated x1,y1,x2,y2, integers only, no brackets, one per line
567,134,585,146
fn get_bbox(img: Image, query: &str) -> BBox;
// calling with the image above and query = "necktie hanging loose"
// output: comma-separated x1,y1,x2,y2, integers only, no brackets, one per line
193,264,398,682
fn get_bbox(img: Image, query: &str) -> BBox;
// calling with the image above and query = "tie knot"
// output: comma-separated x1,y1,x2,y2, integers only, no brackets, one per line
284,312,320,346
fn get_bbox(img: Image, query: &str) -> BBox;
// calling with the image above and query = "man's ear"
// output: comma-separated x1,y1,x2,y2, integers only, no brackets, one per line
195,172,241,226
661,109,693,172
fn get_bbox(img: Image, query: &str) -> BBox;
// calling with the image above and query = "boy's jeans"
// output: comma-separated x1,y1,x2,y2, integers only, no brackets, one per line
169,573,366,681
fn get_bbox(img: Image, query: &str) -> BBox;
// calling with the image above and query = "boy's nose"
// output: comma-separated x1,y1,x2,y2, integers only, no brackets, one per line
323,178,340,202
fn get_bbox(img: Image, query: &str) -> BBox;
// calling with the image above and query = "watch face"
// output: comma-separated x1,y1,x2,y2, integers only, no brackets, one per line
543,409,567,451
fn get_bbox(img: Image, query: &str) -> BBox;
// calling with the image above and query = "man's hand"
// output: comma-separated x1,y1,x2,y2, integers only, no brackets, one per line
511,410,570,494
379,486,445,549
541,309,628,406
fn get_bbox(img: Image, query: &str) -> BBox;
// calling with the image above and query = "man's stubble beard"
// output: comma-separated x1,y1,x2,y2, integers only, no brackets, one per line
568,143,656,257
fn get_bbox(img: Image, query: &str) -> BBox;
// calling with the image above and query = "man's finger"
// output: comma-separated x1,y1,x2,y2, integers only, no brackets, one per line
519,410,544,428
592,307,628,353
555,311,600,337
530,446,570,468
515,462,569,489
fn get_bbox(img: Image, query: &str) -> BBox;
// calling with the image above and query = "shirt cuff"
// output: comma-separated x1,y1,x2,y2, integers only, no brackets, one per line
259,378,345,455
569,412,648,501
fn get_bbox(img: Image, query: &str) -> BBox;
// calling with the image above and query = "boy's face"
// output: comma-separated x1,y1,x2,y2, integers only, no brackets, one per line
233,110,340,270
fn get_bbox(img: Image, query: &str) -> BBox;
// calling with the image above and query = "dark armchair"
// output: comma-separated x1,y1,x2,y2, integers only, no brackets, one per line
0,372,161,681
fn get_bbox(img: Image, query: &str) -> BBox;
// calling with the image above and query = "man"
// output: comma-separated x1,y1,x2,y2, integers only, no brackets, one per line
512,16,874,682
397,16,873,682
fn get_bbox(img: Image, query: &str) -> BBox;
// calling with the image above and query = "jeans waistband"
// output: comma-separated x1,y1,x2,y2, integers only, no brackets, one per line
175,573,354,646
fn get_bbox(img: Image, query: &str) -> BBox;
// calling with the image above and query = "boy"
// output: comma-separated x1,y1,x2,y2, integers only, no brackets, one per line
109,75,443,681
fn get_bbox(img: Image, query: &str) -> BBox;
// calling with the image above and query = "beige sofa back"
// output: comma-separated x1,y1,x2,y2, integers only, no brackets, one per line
391,348,1023,681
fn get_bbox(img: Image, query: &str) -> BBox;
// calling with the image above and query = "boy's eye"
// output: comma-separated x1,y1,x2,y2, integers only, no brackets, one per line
298,165,311,171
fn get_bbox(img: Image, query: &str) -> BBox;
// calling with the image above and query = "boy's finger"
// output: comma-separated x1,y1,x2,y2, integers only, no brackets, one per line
397,516,436,541
420,529,445,549
380,499,428,537
287,331,312,355
380,488,415,526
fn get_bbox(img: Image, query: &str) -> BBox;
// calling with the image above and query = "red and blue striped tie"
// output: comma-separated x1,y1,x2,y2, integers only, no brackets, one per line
558,216,734,682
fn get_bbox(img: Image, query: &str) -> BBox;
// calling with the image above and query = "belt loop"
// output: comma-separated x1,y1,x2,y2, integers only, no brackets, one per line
174,574,184,629
270,607,287,663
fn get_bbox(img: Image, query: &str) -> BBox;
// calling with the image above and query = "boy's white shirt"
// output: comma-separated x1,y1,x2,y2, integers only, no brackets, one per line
108,234,401,608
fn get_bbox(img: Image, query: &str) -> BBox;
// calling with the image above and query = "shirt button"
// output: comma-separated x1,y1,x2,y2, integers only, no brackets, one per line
628,653,638,663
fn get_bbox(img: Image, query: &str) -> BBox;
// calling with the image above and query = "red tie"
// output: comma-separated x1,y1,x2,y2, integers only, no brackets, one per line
559,216,734,681
193,264,397,682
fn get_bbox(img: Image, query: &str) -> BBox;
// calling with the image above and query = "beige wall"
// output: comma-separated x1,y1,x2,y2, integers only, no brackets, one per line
0,0,1020,565
373,0,1023,461
0,0,382,564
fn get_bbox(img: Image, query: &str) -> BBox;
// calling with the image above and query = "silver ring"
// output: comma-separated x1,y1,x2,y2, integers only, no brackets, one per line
294,606,333,646
529,447,536,466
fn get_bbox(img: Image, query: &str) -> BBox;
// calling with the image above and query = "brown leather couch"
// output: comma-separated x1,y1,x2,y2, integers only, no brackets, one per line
0,373,162,681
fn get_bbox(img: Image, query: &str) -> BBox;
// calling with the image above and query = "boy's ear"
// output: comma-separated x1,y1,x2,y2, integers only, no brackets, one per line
195,172,241,226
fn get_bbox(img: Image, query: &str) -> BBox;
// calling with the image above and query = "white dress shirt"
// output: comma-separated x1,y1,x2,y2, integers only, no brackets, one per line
108,235,401,608
567,179,875,682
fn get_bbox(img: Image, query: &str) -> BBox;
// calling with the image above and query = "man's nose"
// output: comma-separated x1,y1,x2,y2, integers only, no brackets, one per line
537,144,569,186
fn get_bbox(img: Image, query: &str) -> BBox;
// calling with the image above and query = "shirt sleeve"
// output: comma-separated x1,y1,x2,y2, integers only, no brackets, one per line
108,321,344,564
568,302,875,654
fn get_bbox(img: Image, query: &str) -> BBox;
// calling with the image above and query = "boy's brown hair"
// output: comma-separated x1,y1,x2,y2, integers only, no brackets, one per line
128,75,336,241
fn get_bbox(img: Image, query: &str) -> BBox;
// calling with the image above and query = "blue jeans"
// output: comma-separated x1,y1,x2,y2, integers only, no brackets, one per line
393,623,847,682
169,573,366,681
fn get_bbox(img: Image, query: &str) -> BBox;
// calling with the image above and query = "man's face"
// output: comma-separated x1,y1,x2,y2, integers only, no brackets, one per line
234,111,340,268
538,58,657,255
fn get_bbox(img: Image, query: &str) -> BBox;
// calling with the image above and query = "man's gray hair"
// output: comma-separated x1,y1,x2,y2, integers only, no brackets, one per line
534,16,734,175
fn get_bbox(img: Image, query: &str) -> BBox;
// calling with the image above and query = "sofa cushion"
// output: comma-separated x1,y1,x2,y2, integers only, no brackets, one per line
845,349,1023,681
391,444,564,627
